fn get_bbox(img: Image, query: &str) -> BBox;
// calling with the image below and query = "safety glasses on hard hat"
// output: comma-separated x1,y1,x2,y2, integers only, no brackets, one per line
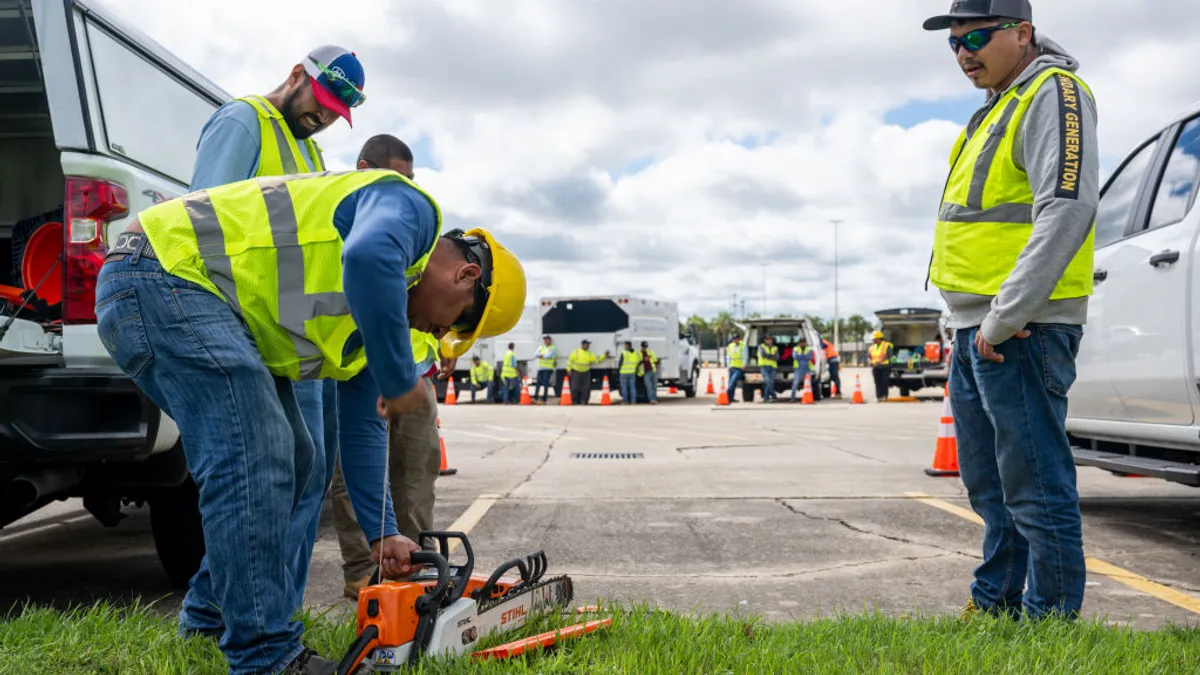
307,56,366,108
443,229,493,334
948,22,1020,53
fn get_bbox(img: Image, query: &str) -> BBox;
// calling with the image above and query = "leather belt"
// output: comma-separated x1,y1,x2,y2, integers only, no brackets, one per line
105,231,158,262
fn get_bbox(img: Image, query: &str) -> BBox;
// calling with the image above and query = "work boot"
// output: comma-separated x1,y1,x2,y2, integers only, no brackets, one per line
343,574,371,600
283,648,337,675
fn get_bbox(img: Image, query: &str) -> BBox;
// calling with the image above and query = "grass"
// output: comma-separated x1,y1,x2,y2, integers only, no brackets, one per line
1,599,1198,674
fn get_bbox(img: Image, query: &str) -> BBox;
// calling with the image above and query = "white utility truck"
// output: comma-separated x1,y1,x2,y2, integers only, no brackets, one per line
1065,100,1200,488
537,295,701,401
436,306,538,402
0,0,229,587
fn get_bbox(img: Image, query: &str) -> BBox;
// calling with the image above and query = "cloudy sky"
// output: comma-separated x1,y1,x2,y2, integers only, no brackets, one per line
94,0,1200,323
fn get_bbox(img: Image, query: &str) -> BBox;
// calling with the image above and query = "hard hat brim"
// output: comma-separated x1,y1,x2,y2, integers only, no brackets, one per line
439,227,526,359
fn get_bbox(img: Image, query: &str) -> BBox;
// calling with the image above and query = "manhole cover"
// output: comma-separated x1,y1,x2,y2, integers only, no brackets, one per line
569,452,645,460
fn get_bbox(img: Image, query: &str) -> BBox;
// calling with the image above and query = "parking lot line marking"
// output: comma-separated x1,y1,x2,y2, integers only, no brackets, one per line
442,429,517,442
444,494,501,554
904,492,1200,617
583,428,670,442
653,424,748,442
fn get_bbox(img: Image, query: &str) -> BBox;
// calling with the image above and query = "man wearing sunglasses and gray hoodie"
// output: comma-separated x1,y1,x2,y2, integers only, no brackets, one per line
923,0,1099,623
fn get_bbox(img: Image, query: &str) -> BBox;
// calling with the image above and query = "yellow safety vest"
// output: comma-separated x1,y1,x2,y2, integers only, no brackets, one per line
412,329,440,373
869,342,893,366
619,350,639,375
236,95,326,176
502,350,519,379
728,342,746,368
471,362,494,385
139,169,442,381
536,344,556,370
758,345,778,368
568,348,600,373
637,349,658,377
930,67,1095,300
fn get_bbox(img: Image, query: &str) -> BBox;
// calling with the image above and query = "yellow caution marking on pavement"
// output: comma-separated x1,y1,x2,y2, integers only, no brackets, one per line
444,494,501,553
905,492,1200,617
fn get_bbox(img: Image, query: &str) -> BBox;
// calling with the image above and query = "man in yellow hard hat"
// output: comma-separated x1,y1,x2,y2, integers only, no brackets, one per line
93,169,525,675
868,330,894,401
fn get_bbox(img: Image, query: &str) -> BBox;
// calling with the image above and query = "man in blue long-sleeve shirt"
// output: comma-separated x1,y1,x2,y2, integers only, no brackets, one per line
95,168,526,674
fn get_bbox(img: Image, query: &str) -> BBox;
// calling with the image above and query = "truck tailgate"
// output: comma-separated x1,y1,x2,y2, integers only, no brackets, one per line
0,317,61,362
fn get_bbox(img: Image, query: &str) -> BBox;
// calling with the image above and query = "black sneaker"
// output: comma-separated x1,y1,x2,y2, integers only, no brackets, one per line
282,648,337,675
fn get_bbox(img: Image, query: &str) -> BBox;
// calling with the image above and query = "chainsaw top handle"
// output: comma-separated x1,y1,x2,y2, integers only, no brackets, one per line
408,551,450,611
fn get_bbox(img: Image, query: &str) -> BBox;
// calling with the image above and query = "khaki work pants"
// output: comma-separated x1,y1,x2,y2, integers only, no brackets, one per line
329,376,441,582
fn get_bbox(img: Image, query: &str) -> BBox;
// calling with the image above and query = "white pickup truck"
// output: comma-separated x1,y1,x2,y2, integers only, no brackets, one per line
0,0,228,585
1066,100,1200,488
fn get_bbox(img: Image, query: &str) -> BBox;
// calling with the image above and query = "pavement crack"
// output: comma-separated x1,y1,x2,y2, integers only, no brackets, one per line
502,428,566,498
480,441,517,459
676,443,774,454
817,442,892,465
566,554,955,580
776,498,980,559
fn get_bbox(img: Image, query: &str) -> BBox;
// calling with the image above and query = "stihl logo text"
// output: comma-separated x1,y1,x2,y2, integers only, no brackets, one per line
501,606,527,625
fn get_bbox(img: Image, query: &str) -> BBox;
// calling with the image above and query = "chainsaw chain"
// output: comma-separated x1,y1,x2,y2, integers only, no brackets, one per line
475,574,574,615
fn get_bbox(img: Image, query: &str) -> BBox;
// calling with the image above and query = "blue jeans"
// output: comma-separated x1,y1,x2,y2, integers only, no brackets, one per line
535,369,554,401
791,369,809,399
502,377,521,403
619,373,636,403
828,358,841,395
760,366,777,400
472,380,496,402
727,368,743,400
951,324,1085,620
642,371,658,402
95,255,315,674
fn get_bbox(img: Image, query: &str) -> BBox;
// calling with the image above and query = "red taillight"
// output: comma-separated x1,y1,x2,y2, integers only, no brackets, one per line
63,177,128,324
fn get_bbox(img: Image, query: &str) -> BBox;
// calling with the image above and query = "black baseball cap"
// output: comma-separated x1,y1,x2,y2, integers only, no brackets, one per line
922,0,1032,30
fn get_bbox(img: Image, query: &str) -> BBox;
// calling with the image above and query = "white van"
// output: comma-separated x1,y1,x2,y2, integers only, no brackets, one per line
0,0,230,586
1066,99,1200,488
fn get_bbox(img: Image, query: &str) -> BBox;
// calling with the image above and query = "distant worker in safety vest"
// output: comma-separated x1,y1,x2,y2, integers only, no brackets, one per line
726,334,746,402
534,335,557,404
182,44,366,664
790,335,814,403
868,331,894,401
821,337,841,398
757,335,779,403
501,342,521,404
618,341,639,404
567,339,609,405
638,340,659,405
94,169,526,675
469,355,496,403
924,0,1097,621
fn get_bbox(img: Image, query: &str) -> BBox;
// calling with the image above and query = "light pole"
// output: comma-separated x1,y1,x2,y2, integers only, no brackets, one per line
830,219,843,350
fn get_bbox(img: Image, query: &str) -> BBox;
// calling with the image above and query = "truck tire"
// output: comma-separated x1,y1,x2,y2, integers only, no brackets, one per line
683,364,699,398
149,474,205,590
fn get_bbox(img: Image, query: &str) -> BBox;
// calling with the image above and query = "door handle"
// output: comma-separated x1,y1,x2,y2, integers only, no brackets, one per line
1093,269,1107,282
1149,250,1180,267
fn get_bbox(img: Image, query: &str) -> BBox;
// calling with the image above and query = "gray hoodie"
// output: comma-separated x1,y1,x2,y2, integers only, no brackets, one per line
936,34,1099,344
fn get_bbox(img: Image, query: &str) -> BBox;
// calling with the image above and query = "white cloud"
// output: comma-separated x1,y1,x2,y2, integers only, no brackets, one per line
93,0,1200,324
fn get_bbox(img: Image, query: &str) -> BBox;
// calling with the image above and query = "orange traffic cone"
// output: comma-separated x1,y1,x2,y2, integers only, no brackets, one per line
519,379,532,405
800,373,814,404
925,384,959,477
444,378,457,406
851,374,865,404
437,418,457,476
600,376,612,406
831,380,839,398
705,373,714,395
559,376,572,406
716,376,729,406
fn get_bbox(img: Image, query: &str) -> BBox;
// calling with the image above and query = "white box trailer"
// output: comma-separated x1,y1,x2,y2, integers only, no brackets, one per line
537,295,701,401
436,305,538,402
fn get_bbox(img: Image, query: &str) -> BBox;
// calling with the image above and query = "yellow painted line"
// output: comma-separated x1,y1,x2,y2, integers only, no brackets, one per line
904,492,1200,616
443,494,501,553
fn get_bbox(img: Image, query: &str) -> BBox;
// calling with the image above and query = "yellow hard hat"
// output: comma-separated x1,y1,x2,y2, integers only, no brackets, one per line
873,330,884,339
439,227,527,359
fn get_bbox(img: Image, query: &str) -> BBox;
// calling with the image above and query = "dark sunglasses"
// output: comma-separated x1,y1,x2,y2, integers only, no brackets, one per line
948,22,1020,53
443,229,493,334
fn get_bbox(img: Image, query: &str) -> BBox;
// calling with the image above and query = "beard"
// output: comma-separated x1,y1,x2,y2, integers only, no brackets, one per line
280,89,315,140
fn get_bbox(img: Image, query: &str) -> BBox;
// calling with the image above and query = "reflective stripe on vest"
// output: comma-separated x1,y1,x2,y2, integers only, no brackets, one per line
236,95,326,176
823,341,839,361
139,170,442,381
637,349,657,376
471,363,493,384
728,342,746,368
619,350,638,375
869,342,891,365
929,68,1095,300
536,345,556,370
758,345,778,368
793,347,812,370
502,350,519,379
568,349,595,373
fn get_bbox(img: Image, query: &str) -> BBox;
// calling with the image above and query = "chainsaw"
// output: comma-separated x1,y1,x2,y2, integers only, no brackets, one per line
335,530,598,674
